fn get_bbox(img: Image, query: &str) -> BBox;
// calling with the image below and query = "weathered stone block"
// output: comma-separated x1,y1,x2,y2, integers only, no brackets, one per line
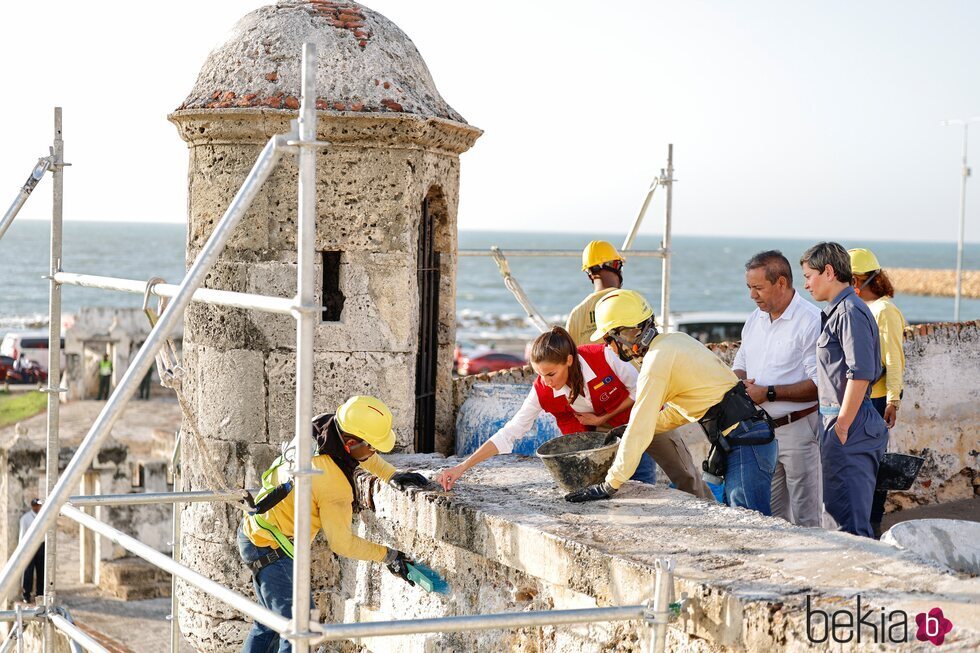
265,350,415,447
194,348,267,444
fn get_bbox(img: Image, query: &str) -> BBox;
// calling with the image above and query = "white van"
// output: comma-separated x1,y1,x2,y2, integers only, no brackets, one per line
0,330,66,372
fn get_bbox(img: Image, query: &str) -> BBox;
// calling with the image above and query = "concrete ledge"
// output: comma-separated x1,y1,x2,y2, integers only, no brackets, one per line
335,454,980,652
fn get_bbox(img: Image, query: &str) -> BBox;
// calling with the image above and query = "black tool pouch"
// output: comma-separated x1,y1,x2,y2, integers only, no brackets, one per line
698,383,775,446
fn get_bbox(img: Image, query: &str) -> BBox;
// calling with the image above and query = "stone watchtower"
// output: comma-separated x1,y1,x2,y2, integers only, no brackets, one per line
168,1,479,648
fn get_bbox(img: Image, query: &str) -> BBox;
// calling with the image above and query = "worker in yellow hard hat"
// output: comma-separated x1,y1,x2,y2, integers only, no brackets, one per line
849,248,907,538
566,242,711,499
848,248,906,428
237,395,429,653
564,290,778,516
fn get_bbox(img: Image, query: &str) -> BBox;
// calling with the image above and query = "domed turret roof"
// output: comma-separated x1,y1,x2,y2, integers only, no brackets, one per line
177,0,466,123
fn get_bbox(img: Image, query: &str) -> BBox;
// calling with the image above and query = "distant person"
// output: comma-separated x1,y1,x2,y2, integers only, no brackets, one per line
800,242,888,538
20,498,44,602
733,251,823,527
849,248,907,538
565,241,711,500
565,290,777,516
848,249,906,428
436,326,657,490
97,353,112,400
138,368,153,400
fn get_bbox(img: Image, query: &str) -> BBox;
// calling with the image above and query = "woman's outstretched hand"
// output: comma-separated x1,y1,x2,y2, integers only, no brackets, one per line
436,465,466,491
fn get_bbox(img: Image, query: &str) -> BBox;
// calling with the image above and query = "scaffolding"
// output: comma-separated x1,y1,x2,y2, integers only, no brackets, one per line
458,143,676,331
0,44,680,653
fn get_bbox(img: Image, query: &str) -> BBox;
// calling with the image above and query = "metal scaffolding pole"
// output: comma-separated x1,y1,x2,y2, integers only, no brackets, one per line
312,605,649,642
47,612,109,653
60,506,290,635
0,128,289,603
42,107,66,653
288,42,321,653
66,488,252,507
168,434,182,653
458,249,666,258
660,145,674,328
0,156,52,241
52,273,296,315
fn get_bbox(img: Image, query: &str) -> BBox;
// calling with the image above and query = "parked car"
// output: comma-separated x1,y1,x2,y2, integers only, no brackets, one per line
457,350,525,376
0,354,47,384
0,330,65,372
666,312,747,344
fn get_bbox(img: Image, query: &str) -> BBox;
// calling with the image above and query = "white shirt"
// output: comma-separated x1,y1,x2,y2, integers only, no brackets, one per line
489,348,639,454
732,291,821,419
20,510,37,541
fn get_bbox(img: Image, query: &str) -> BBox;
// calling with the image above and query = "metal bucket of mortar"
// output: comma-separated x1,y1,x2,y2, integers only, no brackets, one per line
536,429,622,493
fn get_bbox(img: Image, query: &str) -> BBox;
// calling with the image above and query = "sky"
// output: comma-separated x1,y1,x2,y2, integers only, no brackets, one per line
2,0,979,245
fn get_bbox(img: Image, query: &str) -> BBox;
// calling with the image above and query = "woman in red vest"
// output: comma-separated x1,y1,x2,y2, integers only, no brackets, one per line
436,326,657,490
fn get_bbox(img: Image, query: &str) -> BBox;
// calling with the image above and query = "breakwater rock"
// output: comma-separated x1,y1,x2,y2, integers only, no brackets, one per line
890,267,980,298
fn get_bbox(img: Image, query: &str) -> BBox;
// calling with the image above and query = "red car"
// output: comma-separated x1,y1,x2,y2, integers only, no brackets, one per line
0,355,47,384
457,350,525,376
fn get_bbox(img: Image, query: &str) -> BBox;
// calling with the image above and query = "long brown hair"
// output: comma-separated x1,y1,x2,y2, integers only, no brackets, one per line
855,269,895,298
530,326,585,403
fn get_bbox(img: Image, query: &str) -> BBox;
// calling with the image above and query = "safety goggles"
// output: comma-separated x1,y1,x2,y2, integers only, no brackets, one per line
343,437,375,456
604,326,638,347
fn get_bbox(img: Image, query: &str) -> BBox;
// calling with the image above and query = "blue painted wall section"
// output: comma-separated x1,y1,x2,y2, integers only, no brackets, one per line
455,382,562,456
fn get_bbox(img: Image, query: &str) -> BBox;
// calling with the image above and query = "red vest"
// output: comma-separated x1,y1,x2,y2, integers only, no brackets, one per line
533,344,632,435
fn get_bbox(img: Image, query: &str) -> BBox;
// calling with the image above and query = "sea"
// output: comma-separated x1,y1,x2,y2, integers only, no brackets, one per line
2,220,978,345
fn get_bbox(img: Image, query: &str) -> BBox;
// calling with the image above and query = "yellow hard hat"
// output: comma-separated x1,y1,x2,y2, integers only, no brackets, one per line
591,289,655,341
848,248,881,275
335,396,396,452
581,240,625,271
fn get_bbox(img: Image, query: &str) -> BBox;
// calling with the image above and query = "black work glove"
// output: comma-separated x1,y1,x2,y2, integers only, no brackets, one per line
384,548,415,585
564,482,617,503
390,471,429,490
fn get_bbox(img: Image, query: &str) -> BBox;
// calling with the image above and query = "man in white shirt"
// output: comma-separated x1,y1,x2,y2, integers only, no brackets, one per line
19,498,44,602
733,251,823,527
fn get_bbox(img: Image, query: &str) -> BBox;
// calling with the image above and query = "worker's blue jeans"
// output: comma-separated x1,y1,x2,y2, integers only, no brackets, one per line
238,526,297,653
723,420,778,515
630,452,657,485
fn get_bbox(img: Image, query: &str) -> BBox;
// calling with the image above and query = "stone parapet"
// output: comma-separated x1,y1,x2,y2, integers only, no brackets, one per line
221,453,978,652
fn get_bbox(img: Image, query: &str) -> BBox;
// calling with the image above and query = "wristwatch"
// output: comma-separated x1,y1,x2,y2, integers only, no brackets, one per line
767,385,777,402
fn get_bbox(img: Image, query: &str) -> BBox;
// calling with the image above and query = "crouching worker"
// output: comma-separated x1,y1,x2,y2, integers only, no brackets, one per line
435,326,657,490
238,395,429,653
565,290,778,516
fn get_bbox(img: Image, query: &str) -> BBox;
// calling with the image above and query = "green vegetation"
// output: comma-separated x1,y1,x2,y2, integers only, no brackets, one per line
0,391,48,429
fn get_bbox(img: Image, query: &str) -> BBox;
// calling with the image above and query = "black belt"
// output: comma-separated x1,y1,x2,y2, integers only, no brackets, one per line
771,405,818,429
246,547,287,576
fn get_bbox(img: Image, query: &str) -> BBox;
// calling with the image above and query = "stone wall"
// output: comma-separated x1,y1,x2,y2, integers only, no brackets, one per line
0,434,173,600
208,455,979,652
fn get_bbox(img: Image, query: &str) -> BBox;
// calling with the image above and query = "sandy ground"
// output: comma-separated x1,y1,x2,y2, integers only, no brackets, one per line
54,519,196,653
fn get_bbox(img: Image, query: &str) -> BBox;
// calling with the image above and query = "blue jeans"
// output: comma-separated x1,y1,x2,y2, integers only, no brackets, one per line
723,420,778,515
630,452,657,485
238,526,295,653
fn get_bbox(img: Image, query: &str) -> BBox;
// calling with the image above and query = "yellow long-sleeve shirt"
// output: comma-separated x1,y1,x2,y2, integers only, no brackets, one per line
868,296,906,403
566,289,615,346
243,452,396,562
605,332,738,489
